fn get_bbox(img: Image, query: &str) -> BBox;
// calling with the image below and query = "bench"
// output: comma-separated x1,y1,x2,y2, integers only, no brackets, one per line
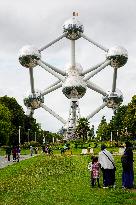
81,149,88,155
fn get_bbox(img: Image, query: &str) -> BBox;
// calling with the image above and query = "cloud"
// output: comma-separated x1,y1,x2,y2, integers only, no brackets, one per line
0,0,135,132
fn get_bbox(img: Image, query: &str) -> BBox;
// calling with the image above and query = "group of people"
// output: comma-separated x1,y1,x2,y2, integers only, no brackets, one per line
42,145,53,155
88,142,134,189
6,146,21,162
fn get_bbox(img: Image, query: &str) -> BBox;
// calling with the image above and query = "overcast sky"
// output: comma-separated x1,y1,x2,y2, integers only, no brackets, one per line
0,0,135,132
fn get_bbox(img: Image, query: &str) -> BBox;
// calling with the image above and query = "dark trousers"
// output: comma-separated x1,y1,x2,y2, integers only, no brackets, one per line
91,178,100,187
102,169,115,187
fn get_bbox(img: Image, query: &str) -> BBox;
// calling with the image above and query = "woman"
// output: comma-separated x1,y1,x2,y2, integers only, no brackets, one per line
98,145,116,188
121,141,134,189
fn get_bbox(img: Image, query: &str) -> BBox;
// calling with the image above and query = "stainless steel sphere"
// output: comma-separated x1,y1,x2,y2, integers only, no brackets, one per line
66,63,83,75
62,76,86,99
24,90,44,109
107,46,128,68
19,45,41,68
103,89,123,109
63,16,84,40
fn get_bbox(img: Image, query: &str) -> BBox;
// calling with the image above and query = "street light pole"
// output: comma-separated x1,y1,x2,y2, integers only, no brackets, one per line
19,126,21,144
110,131,113,142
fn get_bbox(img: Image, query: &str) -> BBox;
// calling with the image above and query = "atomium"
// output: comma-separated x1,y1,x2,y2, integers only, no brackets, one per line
19,45,41,68
103,89,123,109
19,12,128,140
107,46,128,68
24,90,44,110
63,12,84,40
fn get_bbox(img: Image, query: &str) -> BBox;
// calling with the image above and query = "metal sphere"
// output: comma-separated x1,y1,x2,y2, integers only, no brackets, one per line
62,76,86,99
63,16,84,40
66,63,83,75
103,89,123,109
24,90,44,109
19,45,41,68
107,46,128,68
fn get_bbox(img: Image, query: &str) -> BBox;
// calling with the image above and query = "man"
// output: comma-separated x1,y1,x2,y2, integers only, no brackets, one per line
98,145,116,188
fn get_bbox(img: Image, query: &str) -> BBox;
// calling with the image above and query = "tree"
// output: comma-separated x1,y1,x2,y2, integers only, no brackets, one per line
0,104,13,145
96,116,109,141
88,125,95,140
0,96,25,145
75,118,90,142
108,105,127,141
123,95,136,138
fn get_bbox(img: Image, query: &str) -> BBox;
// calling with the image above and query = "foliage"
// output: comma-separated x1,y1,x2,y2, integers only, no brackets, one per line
75,118,90,142
0,104,13,145
96,116,109,141
0,96,42,146
97,95,136,142
123,95,136,138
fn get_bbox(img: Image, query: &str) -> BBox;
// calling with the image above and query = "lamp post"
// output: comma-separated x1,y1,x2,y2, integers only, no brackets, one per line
28,129,30,142
110,131,113,142
19,126,21,144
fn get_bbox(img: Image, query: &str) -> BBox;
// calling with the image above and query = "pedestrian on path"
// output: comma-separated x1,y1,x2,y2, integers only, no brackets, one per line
30,146,33,156
12,146,17,162
17,146,21,162
6,146,12,161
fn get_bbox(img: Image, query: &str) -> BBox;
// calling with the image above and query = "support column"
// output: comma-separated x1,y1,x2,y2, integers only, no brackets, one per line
71,40,75,67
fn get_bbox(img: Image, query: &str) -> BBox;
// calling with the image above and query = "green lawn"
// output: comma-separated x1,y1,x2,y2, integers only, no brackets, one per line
0,154,136,205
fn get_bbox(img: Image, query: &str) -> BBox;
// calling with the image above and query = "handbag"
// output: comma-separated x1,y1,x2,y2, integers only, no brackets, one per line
103,151,116,171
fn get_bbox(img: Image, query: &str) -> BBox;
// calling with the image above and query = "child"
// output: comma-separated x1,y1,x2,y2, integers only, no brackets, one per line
88,156,101,187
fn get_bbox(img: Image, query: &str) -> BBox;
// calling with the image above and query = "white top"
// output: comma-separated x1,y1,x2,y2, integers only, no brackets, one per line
98,149,114,169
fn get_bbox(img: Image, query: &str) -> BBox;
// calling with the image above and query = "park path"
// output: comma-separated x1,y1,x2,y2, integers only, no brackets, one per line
0,154,38,169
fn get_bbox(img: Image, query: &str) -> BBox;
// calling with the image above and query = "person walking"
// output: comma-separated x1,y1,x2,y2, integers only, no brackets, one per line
121,141,134,189
16,146,21,162
98,145,116,188
88,156,101,188
12,146,17,162
30,146,33,156
6,146,12,161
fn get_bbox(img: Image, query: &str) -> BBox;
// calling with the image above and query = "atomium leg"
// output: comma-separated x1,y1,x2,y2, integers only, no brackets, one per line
81,33,108,52
84,60,111,81
37,60,65,82
29,68,35,94
43,80,61,91
86,102,107,120
40,60,65,76
40,103,66,124
112,68,118,93
87,81,108,96
71,40,75,67
82,60,107,75
41,82,62,96
39,33,66,52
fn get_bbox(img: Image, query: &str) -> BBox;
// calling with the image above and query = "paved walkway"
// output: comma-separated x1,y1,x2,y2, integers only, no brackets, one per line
0,154,37,169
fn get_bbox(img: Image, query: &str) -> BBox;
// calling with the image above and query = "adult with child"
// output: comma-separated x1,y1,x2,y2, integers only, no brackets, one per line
98,145,116,188
121,141,134,189
88,156,101,188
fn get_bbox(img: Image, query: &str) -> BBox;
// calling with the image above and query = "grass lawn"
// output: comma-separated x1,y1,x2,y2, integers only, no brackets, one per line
0,154,136,205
